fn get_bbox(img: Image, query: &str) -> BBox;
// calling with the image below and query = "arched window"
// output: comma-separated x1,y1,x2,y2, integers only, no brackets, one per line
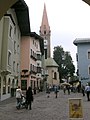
54,72,57,80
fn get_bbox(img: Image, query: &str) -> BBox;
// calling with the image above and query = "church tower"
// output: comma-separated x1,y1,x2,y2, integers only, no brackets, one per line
39,3,51,59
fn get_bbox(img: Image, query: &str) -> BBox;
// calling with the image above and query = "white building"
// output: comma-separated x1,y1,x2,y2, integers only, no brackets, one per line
0,0,30,101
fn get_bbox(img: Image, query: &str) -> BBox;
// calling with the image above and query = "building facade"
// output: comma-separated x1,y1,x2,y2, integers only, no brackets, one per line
0,0,31,101
21,32,44,91
0,9,21,101
73,38,90,85
45,58,59,86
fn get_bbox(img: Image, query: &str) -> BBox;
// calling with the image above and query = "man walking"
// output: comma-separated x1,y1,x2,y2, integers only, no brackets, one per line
85,83,90,101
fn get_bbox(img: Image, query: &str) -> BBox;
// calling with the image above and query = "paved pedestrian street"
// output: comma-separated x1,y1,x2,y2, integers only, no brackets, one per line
0,90,90,120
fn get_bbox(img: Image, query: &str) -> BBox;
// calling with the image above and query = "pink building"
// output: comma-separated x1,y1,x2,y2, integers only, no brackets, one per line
21,32,44,91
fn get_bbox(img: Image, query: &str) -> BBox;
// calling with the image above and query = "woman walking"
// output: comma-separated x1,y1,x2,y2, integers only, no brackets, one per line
26,87,33,110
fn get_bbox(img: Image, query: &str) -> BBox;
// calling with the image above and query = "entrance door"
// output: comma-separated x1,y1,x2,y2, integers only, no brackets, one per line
21,80,27,90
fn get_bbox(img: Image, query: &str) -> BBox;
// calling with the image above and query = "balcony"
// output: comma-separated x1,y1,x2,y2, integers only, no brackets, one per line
30,70,37,75
1,70,11,75
30,54,37,61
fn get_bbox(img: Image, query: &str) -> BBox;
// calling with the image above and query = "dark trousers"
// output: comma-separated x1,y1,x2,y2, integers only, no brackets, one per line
55,92,58,98
82,90,85,96
16,98,21,105
16,98,21,109
86,91,90,101
26,101,32,110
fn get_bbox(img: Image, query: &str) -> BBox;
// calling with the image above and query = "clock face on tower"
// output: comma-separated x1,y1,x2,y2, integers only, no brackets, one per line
44,39,48,49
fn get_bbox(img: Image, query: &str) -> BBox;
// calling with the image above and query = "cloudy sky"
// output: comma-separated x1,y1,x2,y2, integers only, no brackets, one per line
25,0,90,71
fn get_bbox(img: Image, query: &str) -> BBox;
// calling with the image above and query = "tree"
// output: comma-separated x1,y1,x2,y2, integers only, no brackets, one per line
53,46,75,83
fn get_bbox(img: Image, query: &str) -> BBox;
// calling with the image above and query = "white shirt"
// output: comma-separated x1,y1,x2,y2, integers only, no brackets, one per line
16,88,22,98
85,85,90,92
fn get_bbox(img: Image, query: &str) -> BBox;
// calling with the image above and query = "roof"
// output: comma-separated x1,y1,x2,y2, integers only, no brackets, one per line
30,32,44,55
82,0,90,6
45,58,59,67
0,0,18,20
40,3,50,33
73,38,90,46
11,0,31,36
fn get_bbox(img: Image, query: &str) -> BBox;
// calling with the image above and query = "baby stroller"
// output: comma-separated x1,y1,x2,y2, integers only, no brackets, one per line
16,94,26,109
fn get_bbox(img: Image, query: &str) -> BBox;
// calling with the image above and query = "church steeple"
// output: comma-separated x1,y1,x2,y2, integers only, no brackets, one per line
40,3,51,59
41,3,50,33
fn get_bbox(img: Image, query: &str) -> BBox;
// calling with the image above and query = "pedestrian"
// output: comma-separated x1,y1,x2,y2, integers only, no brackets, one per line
54,86,58,98
81,84,85,96
16,86,22,109
46,86,50,98
63,86,66,94
26,87,34,110
85,83,90,101
66,85,70,95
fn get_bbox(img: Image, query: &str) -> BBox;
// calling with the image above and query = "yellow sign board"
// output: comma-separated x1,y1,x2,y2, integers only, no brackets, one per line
69,98,83,120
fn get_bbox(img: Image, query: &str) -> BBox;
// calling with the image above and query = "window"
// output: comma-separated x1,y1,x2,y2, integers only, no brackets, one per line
13,61,15,72
17,63,19,73
14,41,16,53
33,40,34,45
9,25,12,37
31,49,32,56
17,45,19,54
35,42,36,47
8,51,11,66
54,72,57,79
88,51,90,59
37,54,41,60
44,30,46,34
89,66,90,75
37,67,41,73
33,65,34,71
33,51,34,56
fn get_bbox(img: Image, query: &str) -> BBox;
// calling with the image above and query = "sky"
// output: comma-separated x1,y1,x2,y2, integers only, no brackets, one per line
25,0,90,71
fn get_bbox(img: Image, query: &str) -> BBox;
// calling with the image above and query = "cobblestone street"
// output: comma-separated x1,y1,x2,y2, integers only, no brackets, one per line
0,90,90,120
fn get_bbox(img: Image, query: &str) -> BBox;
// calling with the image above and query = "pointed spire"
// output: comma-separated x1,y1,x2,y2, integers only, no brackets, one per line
40,3,50,32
